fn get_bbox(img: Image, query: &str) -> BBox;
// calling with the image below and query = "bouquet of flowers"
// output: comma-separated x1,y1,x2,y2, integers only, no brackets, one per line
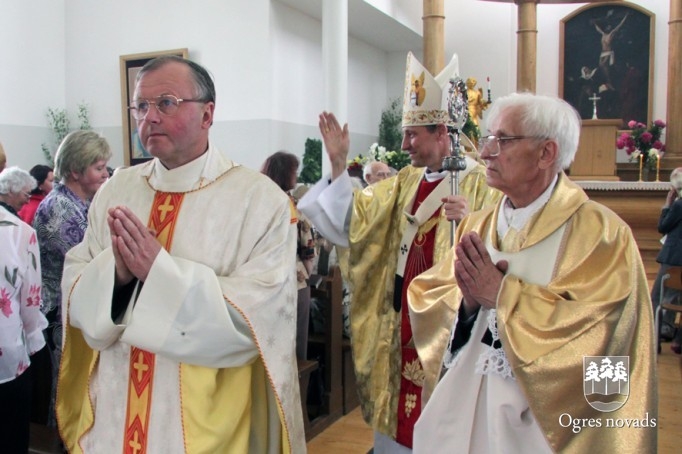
347,143,411,171
617,119,666,169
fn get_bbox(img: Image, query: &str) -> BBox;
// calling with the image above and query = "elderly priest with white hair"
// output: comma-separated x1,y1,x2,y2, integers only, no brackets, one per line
409,92,657,453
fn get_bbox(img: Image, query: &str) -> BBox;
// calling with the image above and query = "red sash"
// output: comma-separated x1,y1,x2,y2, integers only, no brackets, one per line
122,192,184,454
396,178,441,448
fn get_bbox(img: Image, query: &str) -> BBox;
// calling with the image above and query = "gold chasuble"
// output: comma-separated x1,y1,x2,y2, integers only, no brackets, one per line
56,145,304,454
347,163,499,442
408,173,657,453
123,192,184,454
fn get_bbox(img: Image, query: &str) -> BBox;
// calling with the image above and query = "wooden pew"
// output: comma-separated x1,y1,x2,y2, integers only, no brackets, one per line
303,265,344,440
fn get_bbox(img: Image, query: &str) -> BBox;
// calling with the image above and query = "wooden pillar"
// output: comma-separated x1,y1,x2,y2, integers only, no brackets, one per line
423,0,445,74
667,0,682,162
516,0,538,93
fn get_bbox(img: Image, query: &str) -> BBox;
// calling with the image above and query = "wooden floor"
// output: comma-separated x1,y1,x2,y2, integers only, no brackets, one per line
307,342,682,453
307,406,372,454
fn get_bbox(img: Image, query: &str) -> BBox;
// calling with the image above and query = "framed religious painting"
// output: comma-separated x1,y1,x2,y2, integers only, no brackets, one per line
119,48,189,166
559,2,654,129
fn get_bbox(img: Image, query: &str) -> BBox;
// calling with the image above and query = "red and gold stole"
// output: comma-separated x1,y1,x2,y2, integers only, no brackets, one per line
396,177,442,448
122,192,184,454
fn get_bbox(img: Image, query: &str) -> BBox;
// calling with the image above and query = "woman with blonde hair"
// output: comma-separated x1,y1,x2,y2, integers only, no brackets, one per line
33,130,111,426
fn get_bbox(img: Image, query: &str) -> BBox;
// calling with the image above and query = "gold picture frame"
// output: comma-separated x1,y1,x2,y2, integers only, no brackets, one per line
559,2,654,129
119,48,189,165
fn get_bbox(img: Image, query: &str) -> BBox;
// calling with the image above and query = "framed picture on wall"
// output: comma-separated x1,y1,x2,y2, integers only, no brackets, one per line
559,2,654,129
119,48,189,166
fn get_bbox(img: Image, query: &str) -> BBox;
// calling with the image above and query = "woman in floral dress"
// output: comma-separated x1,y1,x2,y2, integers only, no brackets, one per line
0,168,47,453
33,130,111,426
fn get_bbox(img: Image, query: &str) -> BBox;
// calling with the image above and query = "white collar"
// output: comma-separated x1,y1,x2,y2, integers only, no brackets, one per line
498,174,558,237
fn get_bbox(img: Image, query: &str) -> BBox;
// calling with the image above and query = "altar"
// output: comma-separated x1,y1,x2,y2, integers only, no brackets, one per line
569,120,623,181
576,180,669,284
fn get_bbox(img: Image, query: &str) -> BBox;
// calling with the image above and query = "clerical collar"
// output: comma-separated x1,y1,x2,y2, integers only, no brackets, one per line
423,168,448,183
151,149,210,192
497,174,558,237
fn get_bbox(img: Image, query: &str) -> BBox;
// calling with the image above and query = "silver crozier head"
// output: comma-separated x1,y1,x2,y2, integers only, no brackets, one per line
443,77,468,172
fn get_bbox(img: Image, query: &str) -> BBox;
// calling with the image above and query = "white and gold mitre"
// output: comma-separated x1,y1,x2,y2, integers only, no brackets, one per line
402,52,460,127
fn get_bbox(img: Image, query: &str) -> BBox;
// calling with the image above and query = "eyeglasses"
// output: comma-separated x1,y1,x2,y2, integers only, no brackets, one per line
128,95,206,120
478,135,545,157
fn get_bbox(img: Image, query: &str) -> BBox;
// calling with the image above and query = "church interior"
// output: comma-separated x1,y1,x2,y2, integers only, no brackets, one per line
2,0,680,453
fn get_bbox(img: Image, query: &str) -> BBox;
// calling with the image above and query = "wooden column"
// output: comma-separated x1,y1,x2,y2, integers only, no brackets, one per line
423,0,445,74
516,0,538,93
667,0,682,163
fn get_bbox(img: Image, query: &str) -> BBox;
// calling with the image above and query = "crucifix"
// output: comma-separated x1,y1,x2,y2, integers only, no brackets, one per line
588,93,601,120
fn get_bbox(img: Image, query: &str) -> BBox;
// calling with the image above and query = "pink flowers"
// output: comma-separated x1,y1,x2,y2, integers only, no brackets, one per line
26,284,41,307
0,288,13,317
617,119,667,169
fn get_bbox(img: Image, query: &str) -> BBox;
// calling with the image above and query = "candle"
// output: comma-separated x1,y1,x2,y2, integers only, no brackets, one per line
638,154,643,181
656,154,661,181
487,76,491,91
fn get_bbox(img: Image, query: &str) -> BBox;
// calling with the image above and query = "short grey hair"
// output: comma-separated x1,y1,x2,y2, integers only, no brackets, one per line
485,92,581,171
0,166,36,195
54,130,112,181
136,56,216,104
671,167,682,194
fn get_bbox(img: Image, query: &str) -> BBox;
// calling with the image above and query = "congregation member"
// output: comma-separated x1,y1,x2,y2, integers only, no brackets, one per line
18,164,54,225
33,130,111,427
57,56,304,453
0,141,6,172
0,167,47,453
261,150,316,360
409,93,657,453
651,167,682,354
363,160,391,185
0,166,36,216
298,52,500,452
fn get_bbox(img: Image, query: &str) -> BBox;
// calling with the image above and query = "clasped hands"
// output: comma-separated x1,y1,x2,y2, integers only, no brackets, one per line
455,232,508,316
107,206,162,286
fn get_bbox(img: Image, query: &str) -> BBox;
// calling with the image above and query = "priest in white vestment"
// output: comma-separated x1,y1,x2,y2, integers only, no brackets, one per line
56,56,305,454
408,93,657,453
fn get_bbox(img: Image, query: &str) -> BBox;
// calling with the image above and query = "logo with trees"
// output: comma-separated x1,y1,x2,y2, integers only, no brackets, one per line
583,356,630,412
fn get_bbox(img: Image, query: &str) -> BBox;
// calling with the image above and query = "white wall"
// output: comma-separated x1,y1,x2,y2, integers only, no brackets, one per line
0,0,673,171
0,1,65,168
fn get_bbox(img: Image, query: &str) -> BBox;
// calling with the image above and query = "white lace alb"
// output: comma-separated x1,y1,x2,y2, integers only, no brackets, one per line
474,309,514,380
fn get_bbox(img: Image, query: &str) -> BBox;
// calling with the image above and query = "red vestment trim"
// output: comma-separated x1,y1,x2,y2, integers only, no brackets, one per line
396,177,442,448
122,191,184,454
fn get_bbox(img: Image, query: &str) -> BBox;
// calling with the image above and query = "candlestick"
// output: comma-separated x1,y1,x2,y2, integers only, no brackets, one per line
638,154,643,181
656,154,660,182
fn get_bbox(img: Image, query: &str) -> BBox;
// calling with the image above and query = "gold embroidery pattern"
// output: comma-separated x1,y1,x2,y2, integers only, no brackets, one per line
402,358,425,387
402,110,449,127
404,393,417,417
